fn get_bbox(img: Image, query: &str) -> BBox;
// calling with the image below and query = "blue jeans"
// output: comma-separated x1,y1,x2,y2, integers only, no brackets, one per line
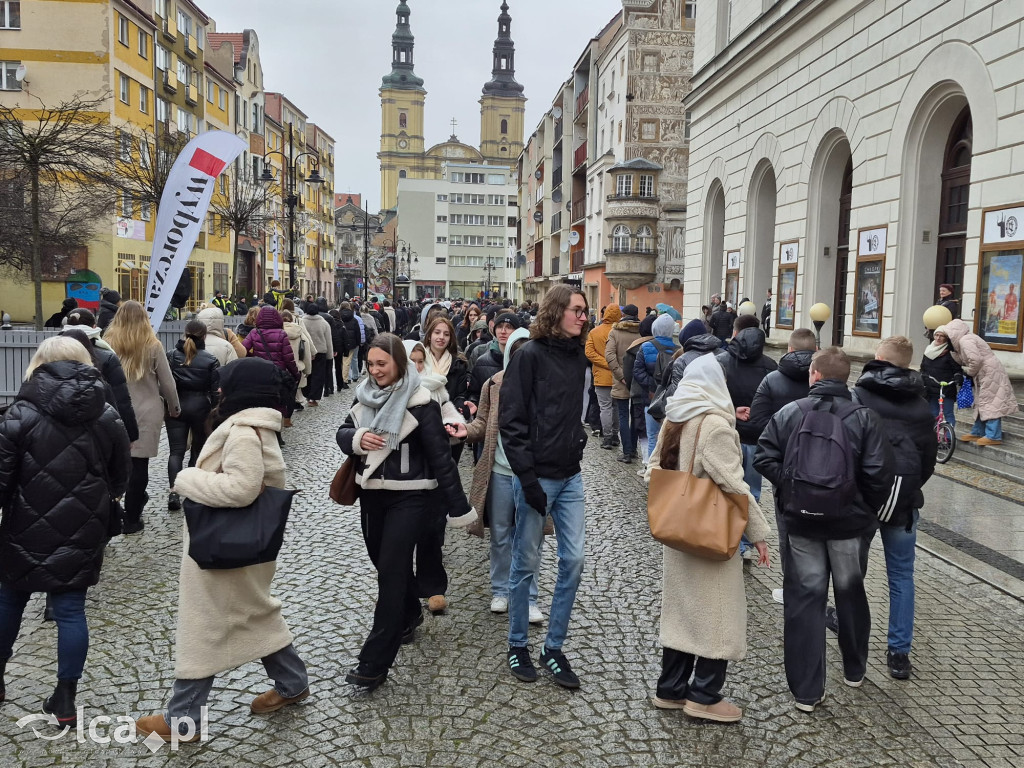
928,396,956,428
487,472,539,606
509,474,585,650
739,443,762,553
645,407,661,458
970,416,1002,440
879,510,918,654
0,586,89,680
616,398,637,457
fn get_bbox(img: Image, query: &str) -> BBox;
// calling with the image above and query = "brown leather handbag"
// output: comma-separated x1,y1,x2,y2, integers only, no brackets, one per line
647,417,748,561
329,456,359,506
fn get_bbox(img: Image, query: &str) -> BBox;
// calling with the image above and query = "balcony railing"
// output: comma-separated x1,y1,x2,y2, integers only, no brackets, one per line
552,167,563,188
573,142,587,170
605,246,657,256
551,211,562,232
161,17,176,41
184,34,196,58
571,198,586,222
162,69,177,94
575,86,589,118
184,84,197,106
553,120,563,143
570,248,584,272
551,256,561,275
606,193,660,203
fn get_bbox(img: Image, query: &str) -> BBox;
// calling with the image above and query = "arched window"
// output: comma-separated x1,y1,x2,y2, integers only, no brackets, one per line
500,119,508,135
399,170,407,179
399,112,407,129
636,225,653,252
612,225,631,252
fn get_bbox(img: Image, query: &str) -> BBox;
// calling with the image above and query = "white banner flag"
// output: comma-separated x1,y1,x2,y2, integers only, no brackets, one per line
145,131,247,331
272,227,281,281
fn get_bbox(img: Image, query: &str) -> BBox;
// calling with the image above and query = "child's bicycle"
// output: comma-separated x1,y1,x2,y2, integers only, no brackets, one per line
929,375,962,464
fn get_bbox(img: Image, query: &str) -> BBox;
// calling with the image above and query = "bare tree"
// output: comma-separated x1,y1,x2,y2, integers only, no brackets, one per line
0,94,119,328
116,125,190,210
209,166,273,297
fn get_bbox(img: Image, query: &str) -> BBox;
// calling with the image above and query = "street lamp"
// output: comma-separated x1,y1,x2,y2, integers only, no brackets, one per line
259,122,324,292
482,256,497,300
923,304,953,331
809,302,831,350
349,201,383,302
379,237,411,301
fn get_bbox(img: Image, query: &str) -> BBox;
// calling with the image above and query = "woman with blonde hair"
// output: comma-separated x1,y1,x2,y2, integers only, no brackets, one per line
0,336,130,727
647,354,770,722
104,300,180,534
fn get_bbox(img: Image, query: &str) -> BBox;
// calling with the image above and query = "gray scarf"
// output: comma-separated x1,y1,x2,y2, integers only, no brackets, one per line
353,365,421,450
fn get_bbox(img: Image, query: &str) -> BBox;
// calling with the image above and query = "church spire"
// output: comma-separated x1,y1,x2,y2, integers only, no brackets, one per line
382,1,424,91
482,1,524,96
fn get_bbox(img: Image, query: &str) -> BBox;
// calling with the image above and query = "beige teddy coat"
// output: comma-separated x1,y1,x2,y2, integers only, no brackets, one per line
171,407,294,679
648,410,771,661
943,319,1019,421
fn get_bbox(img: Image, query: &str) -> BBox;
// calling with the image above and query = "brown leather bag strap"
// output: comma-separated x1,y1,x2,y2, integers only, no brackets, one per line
687,417,706,474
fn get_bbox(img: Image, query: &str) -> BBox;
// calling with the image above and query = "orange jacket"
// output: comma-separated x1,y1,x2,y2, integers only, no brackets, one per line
584,305,622,388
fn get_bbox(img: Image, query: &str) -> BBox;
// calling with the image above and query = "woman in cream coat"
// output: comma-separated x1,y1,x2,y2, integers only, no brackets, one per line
647,354,770,723
135,357,309,743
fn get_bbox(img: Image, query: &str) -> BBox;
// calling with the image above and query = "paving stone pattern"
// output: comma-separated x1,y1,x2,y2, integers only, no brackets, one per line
0,390,1022,767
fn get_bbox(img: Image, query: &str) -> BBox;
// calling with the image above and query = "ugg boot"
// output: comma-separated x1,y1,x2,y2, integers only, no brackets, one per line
42,679,78,727
0,660,7,703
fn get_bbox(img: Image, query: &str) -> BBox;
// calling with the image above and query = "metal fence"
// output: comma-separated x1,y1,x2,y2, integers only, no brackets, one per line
1,321,190,405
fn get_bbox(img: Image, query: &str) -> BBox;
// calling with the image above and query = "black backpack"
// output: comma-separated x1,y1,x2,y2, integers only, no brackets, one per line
780,398,862,525
652,340,675,384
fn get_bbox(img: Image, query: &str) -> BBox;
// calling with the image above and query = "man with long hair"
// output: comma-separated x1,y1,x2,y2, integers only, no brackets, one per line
499,285,590,688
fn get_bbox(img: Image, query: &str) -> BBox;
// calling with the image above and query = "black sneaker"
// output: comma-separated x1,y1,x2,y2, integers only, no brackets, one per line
887,650,912,680
167,492,181,511
507,646,537,683
345,665,388,692
540,646,580,689
401,612,424,645
122,519,144,536
825,605,839,634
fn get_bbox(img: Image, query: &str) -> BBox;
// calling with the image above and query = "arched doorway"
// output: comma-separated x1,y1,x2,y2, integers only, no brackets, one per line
746,162,777,311
936,108,971,309
705,182,725,304
833,158,853,346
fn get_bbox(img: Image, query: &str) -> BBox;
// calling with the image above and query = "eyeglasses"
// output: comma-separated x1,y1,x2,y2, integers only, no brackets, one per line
566,307,587,319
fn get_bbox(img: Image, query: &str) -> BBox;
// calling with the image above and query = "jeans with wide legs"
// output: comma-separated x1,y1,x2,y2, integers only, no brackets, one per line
739,443,763,553
487,472,539,605
656,648,728,705
165,413,209,489
124,457,150,527
0,587,88,680
615,398,637,457
928,396,956,428
646,408,662,459
594,386,615,441
359,490,429,675
879,510,919,654
508,474,585,650
349,349,361,382
970,415,1003,440
784,533,872,705
166,644,307,728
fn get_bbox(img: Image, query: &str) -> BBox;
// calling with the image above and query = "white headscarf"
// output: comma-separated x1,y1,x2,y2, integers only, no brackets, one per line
405,338,450,405
663,353,734,425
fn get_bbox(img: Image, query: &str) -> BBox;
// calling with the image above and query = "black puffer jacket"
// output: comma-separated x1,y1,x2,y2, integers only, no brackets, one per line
92,344,140,442
709,308,734,341
920,350,963,400
500,336,588,485
0,362,131,591
664,333,723,397
97,298,120,330
167,340,220,419
336,396,470,516
446,353,471,411
716,328,778,444
468,344,503,404
337,308,361,354
754,379,894,540
852,360,937,512
748,349,813,439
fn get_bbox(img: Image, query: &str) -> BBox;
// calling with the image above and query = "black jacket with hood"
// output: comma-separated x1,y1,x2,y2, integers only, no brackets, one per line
468,343,503,405
663,333,724,398
715,328,778,444
748,349,814,439
97,292,121,330
754,379,894,540
499,335,588,485
852,360,937,513
709,308,734,341
0,362,131,591
337,308,362,354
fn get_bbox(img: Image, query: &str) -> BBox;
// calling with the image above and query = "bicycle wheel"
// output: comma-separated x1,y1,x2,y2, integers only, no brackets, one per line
936,422,956,464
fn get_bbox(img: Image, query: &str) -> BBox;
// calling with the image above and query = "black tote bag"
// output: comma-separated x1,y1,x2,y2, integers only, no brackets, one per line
184,486,299,570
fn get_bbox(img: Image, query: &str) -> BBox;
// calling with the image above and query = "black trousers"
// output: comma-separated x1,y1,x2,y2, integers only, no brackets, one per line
334,355,348,389
413,445,461,598
165,412,209,488
656,648,728,704
783,533,872,704
125,457,149,525
302,354,328,402
358,490,428,675
323,353,335,396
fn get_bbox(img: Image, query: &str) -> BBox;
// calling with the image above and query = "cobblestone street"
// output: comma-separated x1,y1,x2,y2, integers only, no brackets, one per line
1,390,1022,767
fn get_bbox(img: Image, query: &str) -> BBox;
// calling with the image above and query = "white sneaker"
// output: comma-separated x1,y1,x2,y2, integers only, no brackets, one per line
772,588,784,604
528,604,544,624
490,596,508,614
637,468,646,476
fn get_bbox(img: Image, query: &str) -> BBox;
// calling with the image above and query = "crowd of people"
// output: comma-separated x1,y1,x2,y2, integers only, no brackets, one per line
0,280,1018,740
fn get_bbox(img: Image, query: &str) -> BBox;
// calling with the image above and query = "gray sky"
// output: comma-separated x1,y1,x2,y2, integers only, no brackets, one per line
201,0,624,212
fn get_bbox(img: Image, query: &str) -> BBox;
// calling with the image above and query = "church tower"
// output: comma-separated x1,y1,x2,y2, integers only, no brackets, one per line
479,2,526,168
379,1,427,211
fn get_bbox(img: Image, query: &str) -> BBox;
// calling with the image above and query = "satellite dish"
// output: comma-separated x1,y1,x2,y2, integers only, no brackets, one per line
560,242,569,254
533,210,543,223
534,169,543,180
569,230,580,246
552,189,563,203
15,64,27,82
552,106,563,119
